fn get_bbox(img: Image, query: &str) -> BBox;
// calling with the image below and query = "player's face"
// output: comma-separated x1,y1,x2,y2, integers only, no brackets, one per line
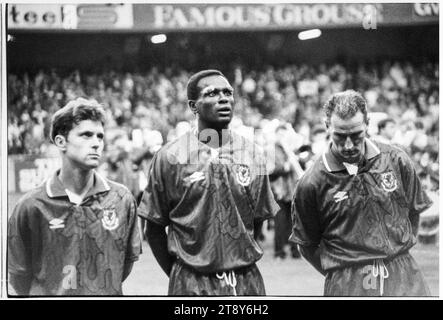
64,120,104,169
329,111,367,164
194,75,234,129
382,121,396,140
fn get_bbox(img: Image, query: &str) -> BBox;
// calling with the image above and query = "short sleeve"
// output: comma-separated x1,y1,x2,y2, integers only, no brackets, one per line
289,179,322,247
137,152,171,226
125,193,142,262
8,199,33,276
398,150,433,216
251,156,280,221
269,145,288,178
254,172,280,221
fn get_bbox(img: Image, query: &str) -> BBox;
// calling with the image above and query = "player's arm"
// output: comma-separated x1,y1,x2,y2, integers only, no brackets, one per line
137,151,174,276
397,149,433,231
298,245,325,276
146,221,174,277
280,141,305,178
122,263,133,282
9,274,32,296
410,213,420,236
250,153,281,223
8,199,33,295
290,179,325,275
123,193,142,282
269,145,290,180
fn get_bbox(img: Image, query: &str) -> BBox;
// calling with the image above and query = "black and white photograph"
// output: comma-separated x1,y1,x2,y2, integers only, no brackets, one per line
2,1,440,300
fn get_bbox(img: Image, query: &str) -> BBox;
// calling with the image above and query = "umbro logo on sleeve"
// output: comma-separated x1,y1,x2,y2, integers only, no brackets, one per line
188,171,205,183
333,191,349,203
49,218,65,229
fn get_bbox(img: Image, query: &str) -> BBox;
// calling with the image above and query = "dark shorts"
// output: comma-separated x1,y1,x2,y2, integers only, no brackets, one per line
324,252,431,297
168,261,266,296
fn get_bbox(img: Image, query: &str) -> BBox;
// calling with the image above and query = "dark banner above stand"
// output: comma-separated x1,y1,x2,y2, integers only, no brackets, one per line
7,3,439,31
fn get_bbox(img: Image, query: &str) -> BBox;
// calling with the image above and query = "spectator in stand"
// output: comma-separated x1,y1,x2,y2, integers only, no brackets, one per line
269,123,304,260
7,60,439,202
373,118,397,145
311,124,329,156
105,136,141,199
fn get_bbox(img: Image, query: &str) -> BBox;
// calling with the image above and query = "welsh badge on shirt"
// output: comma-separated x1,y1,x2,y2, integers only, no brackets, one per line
102,209,119,231
380,171,398,192
234,164,251,186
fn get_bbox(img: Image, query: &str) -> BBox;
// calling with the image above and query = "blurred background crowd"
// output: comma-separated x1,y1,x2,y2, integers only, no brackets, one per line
8,59,439,255
8,59,439,190
5,4,439,294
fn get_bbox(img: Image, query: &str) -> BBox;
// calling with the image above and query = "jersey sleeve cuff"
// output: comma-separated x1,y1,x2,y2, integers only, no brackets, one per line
411,200,434,216
125,255,140,263
288,235,318,247
138,211,169,227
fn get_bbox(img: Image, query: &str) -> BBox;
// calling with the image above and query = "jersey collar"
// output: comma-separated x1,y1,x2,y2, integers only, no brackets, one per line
46,170,111,199
322,138,380,173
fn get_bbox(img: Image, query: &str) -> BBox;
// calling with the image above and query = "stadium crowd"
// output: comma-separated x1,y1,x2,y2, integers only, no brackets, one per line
7,59,439,254
8,60,439,190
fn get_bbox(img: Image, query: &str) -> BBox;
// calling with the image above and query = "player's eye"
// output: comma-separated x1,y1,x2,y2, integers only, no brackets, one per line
350,132,364,141
223,89,233,96
334,133,346,141
207,90,217,97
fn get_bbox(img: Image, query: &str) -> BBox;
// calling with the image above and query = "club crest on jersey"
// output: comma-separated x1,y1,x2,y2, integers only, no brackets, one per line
381,171,398,192
102,209,119,231
235,164,251,186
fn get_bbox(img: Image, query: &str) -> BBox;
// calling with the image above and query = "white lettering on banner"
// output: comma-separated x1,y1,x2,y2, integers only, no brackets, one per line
189,7,206,26
329,5,344,24
203,7,216,27
273,5,293,26
8,3,132,29
216,6,236,27
156,5,271,28
18,158,61,193
62,5,77,29
152,4,383,29
362,5,378,30
76,4,133,28
311,4,330,25
113,4,134,28
173,8,189,28
77,6,118,25
414,3,439,16
256,6,272,26
154,5,172,28
346,4,365,23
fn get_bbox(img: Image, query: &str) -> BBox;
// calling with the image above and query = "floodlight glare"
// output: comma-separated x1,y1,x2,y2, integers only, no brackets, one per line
298,29,322,40
151,34,167,44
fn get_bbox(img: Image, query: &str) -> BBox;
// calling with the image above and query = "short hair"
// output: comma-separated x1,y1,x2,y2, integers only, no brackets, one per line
414,120,424,130
323,90,368,126
187,69,226,101
276,124,288,132
312,124,326,135
50,97,106,143
378,118,395,132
